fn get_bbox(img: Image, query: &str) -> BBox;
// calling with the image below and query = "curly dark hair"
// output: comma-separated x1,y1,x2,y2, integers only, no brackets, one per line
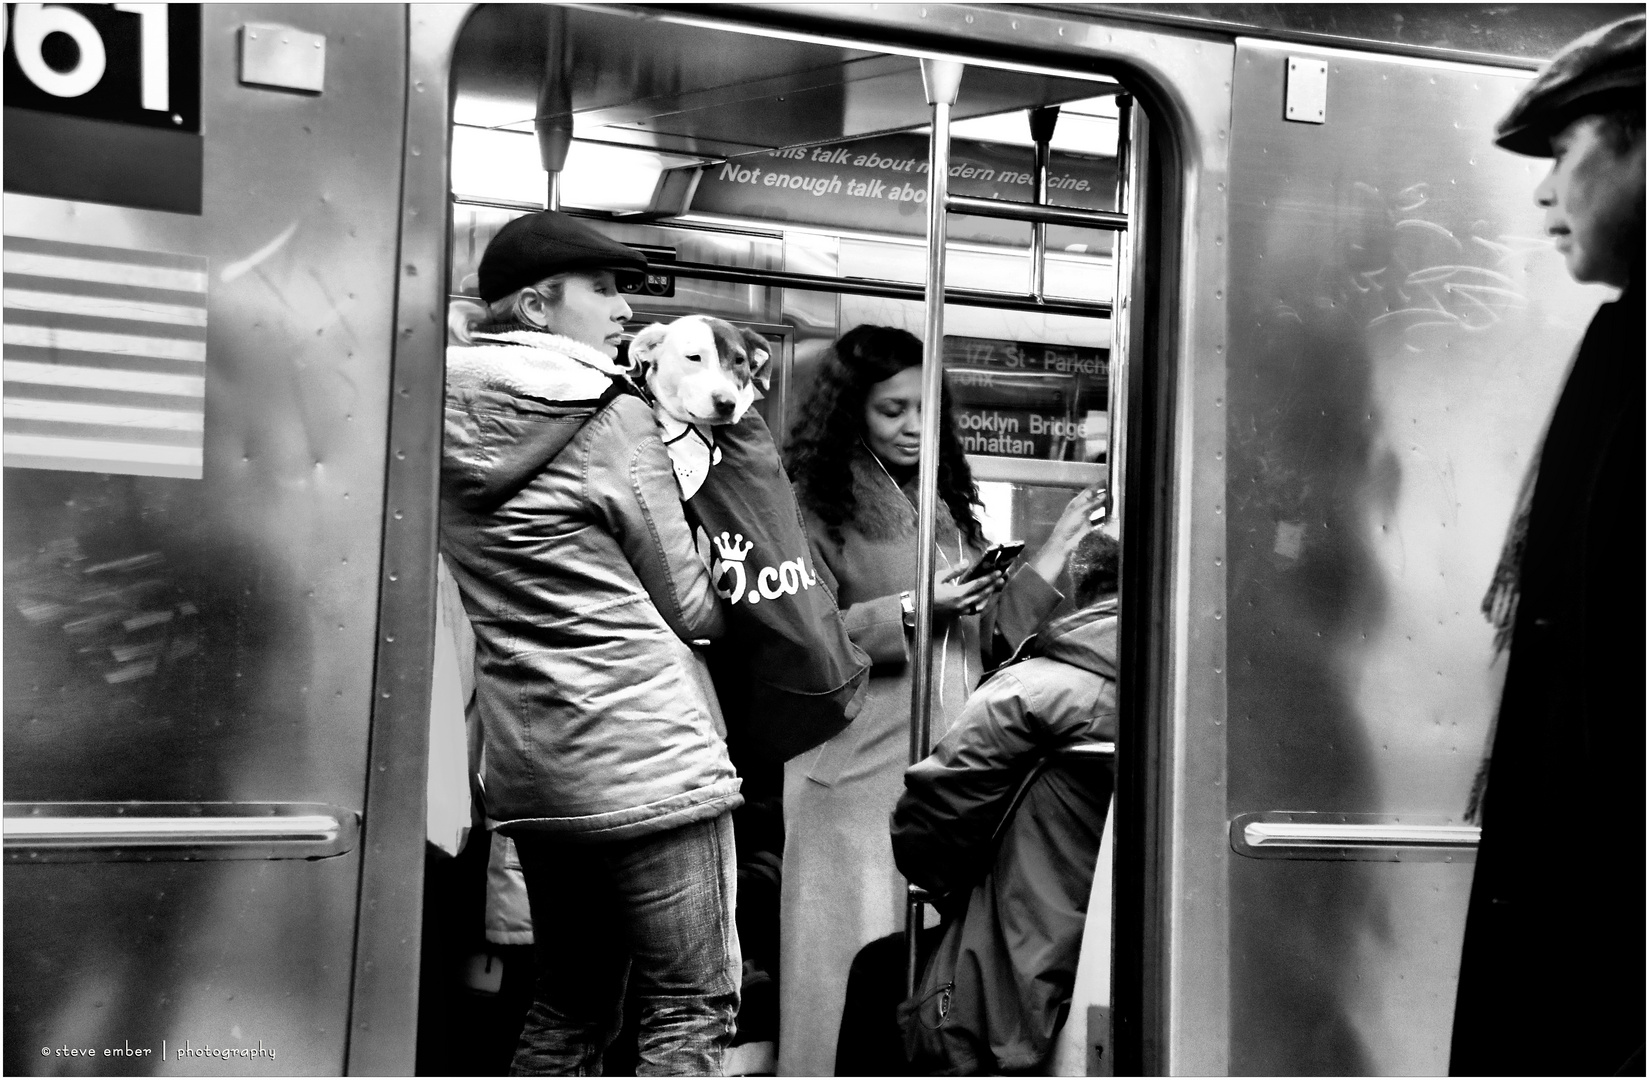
1070,528,1121,607
785,324,984,548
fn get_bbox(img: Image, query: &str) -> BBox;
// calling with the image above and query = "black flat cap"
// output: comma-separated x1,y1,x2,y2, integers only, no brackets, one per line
1495,14,1645,157
478,211,648,303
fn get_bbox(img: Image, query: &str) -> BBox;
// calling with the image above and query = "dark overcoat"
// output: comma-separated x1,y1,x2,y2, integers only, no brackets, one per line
1450,281,1645,1075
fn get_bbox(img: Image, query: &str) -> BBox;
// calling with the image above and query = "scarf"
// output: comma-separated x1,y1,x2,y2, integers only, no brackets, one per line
1466,444,1543,823
1465,278,1641,823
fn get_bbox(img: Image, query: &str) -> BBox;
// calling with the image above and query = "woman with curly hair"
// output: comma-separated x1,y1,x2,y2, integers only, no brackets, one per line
777,324,1103,1074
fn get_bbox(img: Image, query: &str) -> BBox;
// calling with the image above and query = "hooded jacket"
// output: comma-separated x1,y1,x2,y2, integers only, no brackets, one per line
440,328,740,842
892,600,1119,1074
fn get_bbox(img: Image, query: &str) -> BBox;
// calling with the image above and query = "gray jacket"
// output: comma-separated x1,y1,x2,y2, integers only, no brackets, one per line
440,328,739,842
893,601,1119,1074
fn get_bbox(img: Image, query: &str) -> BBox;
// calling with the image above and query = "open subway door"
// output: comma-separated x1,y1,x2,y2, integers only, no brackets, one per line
2,5,431,1073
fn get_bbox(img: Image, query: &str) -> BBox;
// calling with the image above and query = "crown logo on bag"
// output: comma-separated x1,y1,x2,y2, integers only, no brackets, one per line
713,532,754,562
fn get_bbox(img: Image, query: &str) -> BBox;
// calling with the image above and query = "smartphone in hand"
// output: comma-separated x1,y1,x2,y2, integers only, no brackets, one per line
959,541,1026,583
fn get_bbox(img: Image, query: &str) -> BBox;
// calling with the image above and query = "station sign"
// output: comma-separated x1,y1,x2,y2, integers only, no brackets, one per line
4,3,203,214
945,335,1109,461
684,132,1118,251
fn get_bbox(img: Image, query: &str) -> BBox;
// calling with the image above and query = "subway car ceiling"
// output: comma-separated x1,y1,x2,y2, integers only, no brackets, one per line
452,6,1113,162
449,5,1123,224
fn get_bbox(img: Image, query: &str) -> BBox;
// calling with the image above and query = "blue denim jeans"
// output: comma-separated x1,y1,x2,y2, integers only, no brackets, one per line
509,813,741,1076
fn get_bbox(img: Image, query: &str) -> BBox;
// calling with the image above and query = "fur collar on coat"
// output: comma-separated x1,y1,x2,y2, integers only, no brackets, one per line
445,327,631,407
843,444,965,545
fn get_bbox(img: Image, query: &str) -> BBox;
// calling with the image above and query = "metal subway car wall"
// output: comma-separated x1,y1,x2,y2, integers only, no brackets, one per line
4,4,410,1074
2,3,1631,1077
1221,39,1614,1075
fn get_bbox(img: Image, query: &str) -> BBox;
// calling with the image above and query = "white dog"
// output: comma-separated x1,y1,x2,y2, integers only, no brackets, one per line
628,315,772,498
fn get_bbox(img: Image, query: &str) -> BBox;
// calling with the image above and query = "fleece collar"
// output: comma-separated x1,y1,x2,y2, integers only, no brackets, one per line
446,329,631,406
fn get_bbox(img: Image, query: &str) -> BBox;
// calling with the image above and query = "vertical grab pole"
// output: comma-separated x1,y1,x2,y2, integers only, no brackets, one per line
1104,94,1134,524
1028,106,1059,303
906,56,964,1002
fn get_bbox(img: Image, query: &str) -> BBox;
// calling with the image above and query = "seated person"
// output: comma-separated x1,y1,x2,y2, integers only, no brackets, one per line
890,524,1121,1075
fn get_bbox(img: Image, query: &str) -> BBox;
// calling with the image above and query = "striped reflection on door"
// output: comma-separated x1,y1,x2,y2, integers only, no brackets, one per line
3,234,208,479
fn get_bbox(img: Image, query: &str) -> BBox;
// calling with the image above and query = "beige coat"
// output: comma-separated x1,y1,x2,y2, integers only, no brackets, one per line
778,450,1059,1075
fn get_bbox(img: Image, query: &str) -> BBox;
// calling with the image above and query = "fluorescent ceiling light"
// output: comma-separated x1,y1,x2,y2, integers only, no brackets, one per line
927,95,1121,156
561,142,671,213
450,126,693,213
452,94,534,131
452,126,547,207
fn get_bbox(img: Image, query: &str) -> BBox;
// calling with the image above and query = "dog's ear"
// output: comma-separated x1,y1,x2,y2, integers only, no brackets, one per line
448,298,489,346
628,321,671,377
740,328,773,396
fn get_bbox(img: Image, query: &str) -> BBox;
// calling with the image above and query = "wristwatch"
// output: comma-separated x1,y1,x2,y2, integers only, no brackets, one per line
899,590,917,630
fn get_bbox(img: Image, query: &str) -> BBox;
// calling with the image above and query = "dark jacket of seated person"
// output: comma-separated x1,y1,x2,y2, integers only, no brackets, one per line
891,528,1120,1075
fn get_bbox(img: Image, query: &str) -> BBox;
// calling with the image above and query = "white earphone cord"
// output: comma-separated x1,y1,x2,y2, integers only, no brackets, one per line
862,441,970,709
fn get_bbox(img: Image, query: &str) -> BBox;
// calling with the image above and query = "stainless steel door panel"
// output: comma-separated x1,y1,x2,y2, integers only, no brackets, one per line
6,858,358,1075
1224,39,1608,1074
4,3,408,1073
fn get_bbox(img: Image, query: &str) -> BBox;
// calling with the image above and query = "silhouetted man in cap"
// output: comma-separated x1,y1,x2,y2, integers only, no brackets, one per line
1451,15,1644,1076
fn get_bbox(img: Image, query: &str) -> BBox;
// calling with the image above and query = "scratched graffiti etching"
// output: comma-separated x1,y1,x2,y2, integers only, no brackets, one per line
1347,181,1542,354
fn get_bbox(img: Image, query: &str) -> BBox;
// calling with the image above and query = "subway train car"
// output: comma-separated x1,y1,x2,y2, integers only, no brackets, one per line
2,3,1631,1075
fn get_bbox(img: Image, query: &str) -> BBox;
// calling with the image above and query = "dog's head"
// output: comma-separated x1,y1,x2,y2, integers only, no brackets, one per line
628,315,772,426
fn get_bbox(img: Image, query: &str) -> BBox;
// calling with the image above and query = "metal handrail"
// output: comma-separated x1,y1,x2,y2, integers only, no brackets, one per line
906,56,964,1004
1241,822,1481,850
1106,93,1136,524
5,814,344,847
3,802,359,861
660,258,1113,318
946,194,1130,232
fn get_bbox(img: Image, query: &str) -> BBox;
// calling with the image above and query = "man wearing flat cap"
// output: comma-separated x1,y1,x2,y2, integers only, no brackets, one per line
440,210,743,1073
1452,15,1644,1076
